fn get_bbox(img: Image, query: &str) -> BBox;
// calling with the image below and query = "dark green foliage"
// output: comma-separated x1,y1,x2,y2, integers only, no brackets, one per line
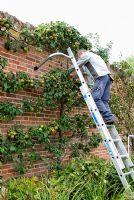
0,101,23,121
0,56,7,69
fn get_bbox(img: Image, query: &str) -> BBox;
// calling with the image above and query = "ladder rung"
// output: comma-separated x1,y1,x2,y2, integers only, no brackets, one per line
120,154,128,158
124,171,134,176
83,72,89,75
106,124,114,127
113,138,120,142
130,165,134,168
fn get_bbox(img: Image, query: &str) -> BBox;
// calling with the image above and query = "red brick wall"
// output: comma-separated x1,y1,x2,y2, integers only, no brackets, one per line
0,36,109,180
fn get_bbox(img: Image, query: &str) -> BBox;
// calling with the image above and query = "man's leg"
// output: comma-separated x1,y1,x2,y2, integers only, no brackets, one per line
102,76,118,122
92,75,114,121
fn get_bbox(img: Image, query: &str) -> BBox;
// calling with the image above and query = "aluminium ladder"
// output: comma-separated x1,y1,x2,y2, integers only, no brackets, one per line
34,47,134,198
67,47,134,198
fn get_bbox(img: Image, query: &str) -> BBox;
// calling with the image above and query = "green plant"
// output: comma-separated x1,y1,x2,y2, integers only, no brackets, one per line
88,33,112,63
42,68,81,110
0,101,23,121
73,113,94,137
34,21,91,53
22,97,46,113
0,71,40,93
22,98,34,112
126,55,134,68
0,114,100,174
0,56,7,69
6,176,45,200
0,17,92,54
0,63,101,173
5,157,130,200
0,17,13,30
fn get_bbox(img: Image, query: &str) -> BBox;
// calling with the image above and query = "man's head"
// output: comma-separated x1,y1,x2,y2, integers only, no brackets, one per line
77,49,88,58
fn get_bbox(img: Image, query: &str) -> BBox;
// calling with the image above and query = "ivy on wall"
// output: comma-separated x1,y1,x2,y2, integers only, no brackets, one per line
0,57,101,174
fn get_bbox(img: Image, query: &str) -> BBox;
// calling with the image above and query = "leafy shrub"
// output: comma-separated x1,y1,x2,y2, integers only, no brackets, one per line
6,176,45,200
34,21,92,53
0,18,92,53
5,157,130,200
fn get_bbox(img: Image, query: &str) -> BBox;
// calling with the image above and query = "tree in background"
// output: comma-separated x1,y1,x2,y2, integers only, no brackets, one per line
88,33,113,63
126,55,134,68
110,60,134,137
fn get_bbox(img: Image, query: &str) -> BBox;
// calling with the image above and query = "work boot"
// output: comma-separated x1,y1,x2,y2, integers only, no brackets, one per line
104,119,114,125
104,116,118,125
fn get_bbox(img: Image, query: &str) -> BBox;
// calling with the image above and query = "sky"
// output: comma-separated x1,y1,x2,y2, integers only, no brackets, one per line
1,0,134,63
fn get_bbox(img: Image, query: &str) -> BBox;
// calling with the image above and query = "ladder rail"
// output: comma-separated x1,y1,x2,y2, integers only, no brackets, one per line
67,47,125,168
79,85,125,169
108,125,134,180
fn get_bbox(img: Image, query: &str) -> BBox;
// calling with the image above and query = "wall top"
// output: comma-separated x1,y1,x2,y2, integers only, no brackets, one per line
0,11,35,32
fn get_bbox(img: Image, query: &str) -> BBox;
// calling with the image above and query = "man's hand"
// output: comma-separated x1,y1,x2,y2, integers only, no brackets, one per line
68,65,76,79
69,71,78,80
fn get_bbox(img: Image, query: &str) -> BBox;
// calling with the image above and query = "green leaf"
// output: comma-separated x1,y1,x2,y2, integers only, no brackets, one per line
10,146,17,152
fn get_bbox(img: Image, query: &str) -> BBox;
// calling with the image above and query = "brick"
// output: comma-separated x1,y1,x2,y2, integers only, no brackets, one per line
26,56,35,62
9,59,20,65
17,65,28,72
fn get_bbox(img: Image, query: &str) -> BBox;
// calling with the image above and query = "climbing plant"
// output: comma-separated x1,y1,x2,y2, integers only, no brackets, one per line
0,101,23,121
0,17,92,54
0,57,101,174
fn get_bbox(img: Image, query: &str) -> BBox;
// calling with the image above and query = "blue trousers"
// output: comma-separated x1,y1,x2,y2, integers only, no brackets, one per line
92,74,114,120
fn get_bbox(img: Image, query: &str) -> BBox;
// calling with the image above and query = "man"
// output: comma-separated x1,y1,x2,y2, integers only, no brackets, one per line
69,49,118,125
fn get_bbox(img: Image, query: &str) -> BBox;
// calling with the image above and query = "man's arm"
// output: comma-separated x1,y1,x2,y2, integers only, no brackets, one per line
77,54,90,67
68,54,90,73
